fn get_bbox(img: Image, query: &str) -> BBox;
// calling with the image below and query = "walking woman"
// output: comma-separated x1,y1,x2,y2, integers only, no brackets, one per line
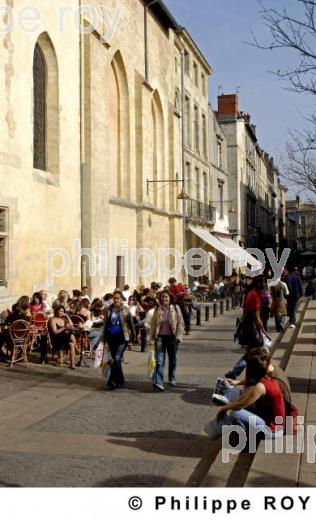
269,278,289,332
102,290,135,390
149,291,184,391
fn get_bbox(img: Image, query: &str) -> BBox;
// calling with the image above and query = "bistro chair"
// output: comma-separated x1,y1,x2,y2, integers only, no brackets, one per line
29,312,47,352
8,320,31,367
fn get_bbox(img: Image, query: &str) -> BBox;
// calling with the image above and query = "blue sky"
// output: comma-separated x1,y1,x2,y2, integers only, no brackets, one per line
164,0,313,196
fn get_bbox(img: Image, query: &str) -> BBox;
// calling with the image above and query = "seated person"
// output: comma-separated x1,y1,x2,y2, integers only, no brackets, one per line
217,353,286,441
29,292,46,316
48,305,76,369
0,303,30,359
52,291,71,313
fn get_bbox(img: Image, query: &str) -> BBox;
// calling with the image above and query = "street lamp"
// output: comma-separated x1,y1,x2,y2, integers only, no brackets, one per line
146,179,189,199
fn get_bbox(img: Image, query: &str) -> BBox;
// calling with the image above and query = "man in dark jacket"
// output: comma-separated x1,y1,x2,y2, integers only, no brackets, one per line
283,266,304,328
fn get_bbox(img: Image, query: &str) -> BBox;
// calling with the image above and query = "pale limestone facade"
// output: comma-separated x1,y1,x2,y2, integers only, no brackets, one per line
0,0,81,310
82,0,184,294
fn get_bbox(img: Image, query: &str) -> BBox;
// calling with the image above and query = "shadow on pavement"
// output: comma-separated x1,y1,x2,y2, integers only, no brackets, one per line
95,474,181,487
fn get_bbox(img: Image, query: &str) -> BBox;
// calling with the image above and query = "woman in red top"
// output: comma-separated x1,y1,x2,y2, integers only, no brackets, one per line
218,354,285,439
29,292,46,316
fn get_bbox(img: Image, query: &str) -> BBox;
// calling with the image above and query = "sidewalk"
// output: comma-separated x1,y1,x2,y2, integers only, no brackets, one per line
0,302,308,488
0,306,244,487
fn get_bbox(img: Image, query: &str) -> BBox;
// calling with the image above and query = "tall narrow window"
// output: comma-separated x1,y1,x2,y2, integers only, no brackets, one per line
195,167,200,201
203,172,208,204
185,96,191,147
194,62,198,87
33,43,46,171
33,33,59,175
194,105,199,153
0,207,8,286
186,162,192,197
218,181,224,219
201,72,206,96
184,50,190,76
202,114,207,158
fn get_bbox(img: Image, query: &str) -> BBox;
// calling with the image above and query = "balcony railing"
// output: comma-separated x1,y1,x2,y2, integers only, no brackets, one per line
185,199,216,225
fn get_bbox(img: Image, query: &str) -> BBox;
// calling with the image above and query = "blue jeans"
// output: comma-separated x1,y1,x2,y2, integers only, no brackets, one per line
108,340,126,386
287,298,298,325
154,335,178,386
231,408,284,440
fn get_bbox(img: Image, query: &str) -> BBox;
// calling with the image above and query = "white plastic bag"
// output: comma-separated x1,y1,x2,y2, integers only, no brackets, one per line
101,345,113,383
204,411,233,440
262,334,272,351
94,342,104,369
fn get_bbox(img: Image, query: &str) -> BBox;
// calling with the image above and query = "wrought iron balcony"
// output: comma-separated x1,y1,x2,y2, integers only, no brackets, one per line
185,198,216,225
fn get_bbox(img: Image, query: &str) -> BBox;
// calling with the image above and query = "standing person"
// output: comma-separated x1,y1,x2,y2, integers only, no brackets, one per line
168,277,190,335
149,291,184,391
283,266,304,328
101,290,135,390
269,278,289,332
225,276,267,380
260,281,271,332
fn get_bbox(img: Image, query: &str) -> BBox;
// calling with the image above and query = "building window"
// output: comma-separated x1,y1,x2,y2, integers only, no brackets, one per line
218,181,224,219
184,50,190,76
0,207,8,286
203,172,208,204
194,62,198,87
185,95,191,147
202,114,207,158
194,105,199,153
217,138,223,169
174,89,180,110
33,43,46,171
33,33,60,176
185,162,191,197
201,72,206,96
195,167,200,201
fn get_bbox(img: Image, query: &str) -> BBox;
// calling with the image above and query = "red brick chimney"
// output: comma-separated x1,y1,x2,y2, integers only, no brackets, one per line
218,94,239,119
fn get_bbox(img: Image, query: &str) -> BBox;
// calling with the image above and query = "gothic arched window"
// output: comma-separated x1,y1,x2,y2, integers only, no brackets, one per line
33,43,46,170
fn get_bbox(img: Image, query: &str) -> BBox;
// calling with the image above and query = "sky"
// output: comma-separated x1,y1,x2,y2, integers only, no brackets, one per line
164,0,314,198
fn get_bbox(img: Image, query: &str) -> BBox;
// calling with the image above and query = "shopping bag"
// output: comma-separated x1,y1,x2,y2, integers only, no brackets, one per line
262,334,272,351
204,411,234,440
147,343,156,381
94,342,104,369
101,345,113,383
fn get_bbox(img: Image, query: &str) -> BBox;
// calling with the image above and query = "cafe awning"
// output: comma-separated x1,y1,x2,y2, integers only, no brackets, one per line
189,226,247,267
217,236,263,270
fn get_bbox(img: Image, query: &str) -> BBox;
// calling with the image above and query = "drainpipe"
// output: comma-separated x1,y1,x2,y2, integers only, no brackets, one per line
79,0,87,288
144,0,159,83
180,44,188,283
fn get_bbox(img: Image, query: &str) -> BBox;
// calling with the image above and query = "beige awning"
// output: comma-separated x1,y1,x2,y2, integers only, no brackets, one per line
189,226,246,267
217,236,263,270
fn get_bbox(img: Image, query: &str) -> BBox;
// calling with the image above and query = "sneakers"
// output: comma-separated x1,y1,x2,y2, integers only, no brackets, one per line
290,324,296,329
169,379,176,387
153,383,165,392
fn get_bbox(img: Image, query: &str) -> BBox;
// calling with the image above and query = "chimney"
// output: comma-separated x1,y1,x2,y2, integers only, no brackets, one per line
218,94,239,120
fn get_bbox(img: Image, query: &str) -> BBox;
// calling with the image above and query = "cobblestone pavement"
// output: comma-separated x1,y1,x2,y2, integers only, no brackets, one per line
0,308,279,487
